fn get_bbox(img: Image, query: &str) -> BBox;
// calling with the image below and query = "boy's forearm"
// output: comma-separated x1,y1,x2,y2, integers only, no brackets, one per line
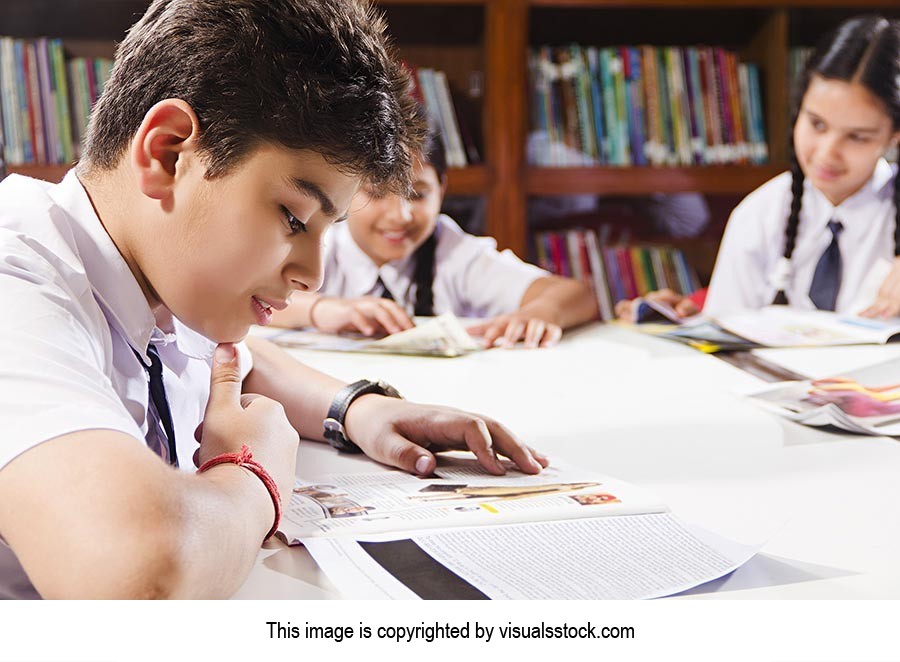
0,430,275,599
519,276,600,329
269,292,320,328
243,335,345,442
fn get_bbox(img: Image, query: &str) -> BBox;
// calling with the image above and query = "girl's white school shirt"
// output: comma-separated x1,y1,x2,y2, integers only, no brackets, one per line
0,171,250,599
704,159,898,318
319,214,549,318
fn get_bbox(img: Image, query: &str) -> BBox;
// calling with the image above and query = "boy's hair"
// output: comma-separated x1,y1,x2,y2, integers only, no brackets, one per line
81,0,425,192
775,15,900,305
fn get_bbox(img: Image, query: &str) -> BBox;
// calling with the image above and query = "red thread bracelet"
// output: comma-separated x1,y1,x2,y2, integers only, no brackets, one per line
197,444,282,542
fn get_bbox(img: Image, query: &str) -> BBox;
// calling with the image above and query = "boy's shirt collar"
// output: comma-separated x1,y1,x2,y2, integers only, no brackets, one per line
48,170,214,362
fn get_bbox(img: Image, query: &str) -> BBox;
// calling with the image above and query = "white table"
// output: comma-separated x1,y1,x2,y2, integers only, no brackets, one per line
234,323,900,599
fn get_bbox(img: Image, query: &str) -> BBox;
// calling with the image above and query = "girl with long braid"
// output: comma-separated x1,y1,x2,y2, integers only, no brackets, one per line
273,117,599,348
616,15,900,321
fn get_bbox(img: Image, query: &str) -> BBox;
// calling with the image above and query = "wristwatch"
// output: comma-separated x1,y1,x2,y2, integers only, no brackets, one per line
323,379,403,453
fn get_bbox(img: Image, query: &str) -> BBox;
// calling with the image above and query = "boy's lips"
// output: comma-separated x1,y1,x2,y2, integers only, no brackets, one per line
251,295,288,325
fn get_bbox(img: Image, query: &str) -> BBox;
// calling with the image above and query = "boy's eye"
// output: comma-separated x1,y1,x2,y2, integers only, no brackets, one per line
409,190,426,201
281,206,307,234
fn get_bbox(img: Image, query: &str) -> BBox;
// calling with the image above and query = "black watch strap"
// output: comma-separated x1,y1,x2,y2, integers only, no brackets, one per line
323,379,402,453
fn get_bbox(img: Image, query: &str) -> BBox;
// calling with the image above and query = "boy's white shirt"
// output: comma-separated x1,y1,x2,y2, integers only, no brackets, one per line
704,159,898,317
0,170,250,598
318,214,549,318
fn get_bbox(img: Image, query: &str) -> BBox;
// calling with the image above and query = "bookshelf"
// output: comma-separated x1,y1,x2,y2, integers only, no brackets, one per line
3,0,900,260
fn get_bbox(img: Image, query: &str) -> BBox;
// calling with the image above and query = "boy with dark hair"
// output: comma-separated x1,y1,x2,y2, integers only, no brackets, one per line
0,0,545,599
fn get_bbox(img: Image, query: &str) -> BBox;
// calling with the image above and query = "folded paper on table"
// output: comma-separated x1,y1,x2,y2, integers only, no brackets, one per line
254,313,481,357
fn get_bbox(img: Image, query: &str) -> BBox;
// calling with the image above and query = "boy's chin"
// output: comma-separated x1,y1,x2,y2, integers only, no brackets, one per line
186,316,250,344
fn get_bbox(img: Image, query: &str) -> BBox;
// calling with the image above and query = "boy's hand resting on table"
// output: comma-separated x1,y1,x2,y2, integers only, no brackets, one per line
311,296,415,336
194,343,300,504
467,313,563,349
860,257,900,319
614,288,700,321
343,394,549,476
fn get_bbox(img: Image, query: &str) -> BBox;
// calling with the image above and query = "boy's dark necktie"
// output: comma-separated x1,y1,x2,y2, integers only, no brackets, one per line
134,344,178,466
376,276,395,301
808,220,844,311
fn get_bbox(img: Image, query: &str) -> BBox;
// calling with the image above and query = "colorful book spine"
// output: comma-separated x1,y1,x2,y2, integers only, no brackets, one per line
586,47,607,164
584,230,613,321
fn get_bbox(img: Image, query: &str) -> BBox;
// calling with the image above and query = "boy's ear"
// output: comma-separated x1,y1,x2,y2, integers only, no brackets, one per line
130,99,201,200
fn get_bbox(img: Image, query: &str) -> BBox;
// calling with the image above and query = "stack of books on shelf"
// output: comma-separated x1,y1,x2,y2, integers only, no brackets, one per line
533,226,701,321
527,44,767,168
788,47,815,99
0,36,112,166
409,66,480,168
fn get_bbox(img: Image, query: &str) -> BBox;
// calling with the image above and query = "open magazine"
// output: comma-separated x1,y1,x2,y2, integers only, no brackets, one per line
255,312,481,357
639,306,900,353
280,454,758,599
751,357,900,435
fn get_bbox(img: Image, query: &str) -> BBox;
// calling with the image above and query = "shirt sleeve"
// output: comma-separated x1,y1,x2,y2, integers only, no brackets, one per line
436,216,550,319
703,185,781,318
0,240,142,471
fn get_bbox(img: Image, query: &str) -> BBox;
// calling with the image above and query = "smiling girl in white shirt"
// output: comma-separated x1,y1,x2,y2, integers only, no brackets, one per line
616,15,900,321
274,119,599,348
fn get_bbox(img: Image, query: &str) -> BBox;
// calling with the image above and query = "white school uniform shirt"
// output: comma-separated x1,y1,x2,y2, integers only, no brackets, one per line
319,214,549,318
704,159,898,318
0,170,250,599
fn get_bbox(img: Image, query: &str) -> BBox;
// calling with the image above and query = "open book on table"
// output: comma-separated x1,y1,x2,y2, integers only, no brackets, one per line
750,356,900,435
642,306,900,353
279,454,758,600
254,312,481,357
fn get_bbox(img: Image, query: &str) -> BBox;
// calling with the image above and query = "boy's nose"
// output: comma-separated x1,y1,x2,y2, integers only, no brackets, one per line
284,247,324,293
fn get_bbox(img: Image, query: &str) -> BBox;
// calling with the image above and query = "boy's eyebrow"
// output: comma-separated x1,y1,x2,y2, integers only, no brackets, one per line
286,176,338,218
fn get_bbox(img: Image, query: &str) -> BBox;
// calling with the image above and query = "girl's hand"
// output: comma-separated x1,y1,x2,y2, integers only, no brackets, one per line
467,313,563,349
614,289,698,321
311,296,415,336
343,395,549,476
860,258,900,319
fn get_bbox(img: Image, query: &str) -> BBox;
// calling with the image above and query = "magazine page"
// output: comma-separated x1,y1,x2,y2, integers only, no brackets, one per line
717,306,900,348
750,357,900,435
302,513,759,600
657,318,760,352
252,313,481,357
278,454,666,544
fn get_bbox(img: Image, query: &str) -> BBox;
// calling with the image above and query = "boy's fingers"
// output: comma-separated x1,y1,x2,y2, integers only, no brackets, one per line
240,393,263,409
366,431,437,477
206,343,242,411
485,420,543,475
